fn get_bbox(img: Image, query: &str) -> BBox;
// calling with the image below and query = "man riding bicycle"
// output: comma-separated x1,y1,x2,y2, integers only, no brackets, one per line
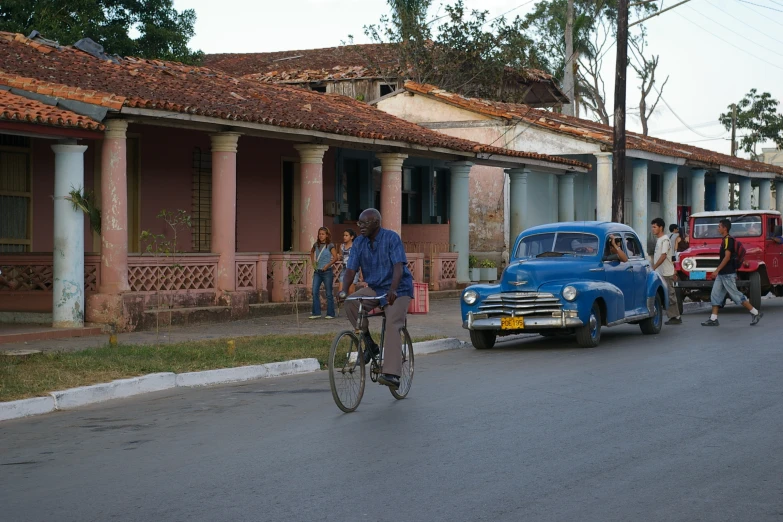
338,208,413,390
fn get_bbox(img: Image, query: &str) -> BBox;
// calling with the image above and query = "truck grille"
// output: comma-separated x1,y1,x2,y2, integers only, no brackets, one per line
687,257,721,270
478,292,563,317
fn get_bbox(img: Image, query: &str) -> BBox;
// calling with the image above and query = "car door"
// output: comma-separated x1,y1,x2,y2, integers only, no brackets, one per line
624,232,649,314
603,233,635,315
765,215,783,284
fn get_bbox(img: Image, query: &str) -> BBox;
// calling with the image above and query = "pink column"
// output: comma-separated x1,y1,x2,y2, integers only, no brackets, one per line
294,144,329,250
211,132,241,293
376,153,408,236
99,120,129,294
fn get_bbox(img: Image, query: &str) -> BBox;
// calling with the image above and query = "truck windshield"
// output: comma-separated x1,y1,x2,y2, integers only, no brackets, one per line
692,215,762,239
515,232,600,258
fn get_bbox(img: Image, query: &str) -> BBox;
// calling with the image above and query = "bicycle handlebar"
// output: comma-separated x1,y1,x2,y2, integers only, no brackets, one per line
344,293,387,301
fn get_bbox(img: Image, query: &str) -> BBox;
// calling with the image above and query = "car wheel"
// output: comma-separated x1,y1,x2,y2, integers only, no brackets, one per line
470,330,496,350
640,293,663,335
575,302,601,348
749,271,762,310
675,286,684,316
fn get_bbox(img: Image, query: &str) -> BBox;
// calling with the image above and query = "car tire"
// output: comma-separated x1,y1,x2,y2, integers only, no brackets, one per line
470,330,496,350
749,271,762,310
575,302,601,348
640,293,663,335
675,286,684,316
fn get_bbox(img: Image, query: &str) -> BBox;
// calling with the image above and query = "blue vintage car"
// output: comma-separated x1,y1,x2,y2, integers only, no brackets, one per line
461,222,667,349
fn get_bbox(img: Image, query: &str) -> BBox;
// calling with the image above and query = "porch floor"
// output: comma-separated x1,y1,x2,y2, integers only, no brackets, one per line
0,324,104,346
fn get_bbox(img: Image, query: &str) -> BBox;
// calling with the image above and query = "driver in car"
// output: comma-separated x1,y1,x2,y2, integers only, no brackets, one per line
605,234,628,262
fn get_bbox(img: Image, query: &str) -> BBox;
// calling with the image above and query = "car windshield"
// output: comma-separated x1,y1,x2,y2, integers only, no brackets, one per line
692,215,762,239
515,232,600,258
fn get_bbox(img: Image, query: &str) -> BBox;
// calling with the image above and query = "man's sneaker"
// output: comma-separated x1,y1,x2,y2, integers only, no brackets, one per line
363,340,380,364
665,317,682,325
324,315,335,320
377,374,400,390
751,312,764,326
308,315,320,320
701,318,719,326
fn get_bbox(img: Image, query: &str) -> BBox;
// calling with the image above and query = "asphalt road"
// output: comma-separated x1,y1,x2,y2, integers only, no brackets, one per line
2,301,782,522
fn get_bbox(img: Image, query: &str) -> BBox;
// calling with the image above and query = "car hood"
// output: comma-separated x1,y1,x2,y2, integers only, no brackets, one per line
500,258,603,291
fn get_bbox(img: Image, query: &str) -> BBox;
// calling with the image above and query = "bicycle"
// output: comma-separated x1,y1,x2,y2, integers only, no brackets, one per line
328,294,414,413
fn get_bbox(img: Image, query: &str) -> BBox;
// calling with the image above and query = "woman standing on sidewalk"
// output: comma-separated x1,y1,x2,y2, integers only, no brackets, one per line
310,227,338,319
339,228,359,296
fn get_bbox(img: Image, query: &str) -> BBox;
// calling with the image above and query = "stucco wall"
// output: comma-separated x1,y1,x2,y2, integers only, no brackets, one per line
31,138,96,252
376,93,493,124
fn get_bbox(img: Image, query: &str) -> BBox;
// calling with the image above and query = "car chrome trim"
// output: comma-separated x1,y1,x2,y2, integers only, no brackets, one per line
464,311,584,330
588,267,604,272
477,292,564,319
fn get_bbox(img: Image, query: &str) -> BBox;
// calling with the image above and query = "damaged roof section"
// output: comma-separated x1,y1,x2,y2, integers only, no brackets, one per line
0,87,104,130
0,32,588,170
403,81,783,177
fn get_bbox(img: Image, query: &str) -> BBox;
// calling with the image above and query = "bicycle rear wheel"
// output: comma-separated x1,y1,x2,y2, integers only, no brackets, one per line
390,328,414,400
329,330,365,413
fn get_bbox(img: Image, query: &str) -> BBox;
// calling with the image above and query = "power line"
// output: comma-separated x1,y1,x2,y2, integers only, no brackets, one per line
650,120,725,134
487,0,537,23
735,0,783,27
673,10,783,71
737,0,783,12
685,4,783,58
705,0,783,47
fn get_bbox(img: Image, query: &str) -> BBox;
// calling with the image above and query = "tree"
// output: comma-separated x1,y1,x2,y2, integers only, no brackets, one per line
719,89,783,160
629,29,668,136
0,0,203,64
363,0,549,103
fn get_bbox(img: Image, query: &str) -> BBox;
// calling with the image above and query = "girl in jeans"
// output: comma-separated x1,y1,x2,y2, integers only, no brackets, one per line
310,227,337,319
339,228,360,296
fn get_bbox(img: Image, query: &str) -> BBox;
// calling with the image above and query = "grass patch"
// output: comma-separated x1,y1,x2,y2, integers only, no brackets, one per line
0,332,441,402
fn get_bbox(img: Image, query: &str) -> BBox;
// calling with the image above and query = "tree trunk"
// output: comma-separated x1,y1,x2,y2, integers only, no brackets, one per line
563,0,576,116
612,0,629,223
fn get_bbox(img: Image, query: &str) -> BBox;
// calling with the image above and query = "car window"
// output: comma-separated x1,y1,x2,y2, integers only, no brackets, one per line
604,234,626,260
766,217,780,238
515,232,600,258
624,234,644,258
693,215,762,238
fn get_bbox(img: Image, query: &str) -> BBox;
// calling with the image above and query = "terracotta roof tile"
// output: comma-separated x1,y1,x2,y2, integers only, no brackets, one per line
0,32,589,170
404,81,783,176
0,88,104,130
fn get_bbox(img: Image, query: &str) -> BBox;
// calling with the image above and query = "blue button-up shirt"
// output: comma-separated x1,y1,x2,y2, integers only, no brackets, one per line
347,228,413,298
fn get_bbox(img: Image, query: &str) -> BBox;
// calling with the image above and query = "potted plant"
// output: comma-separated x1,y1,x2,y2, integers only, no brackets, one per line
479,259,497,281
469,255,481,282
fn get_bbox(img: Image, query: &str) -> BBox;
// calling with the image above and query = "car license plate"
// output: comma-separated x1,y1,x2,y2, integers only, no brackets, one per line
690,271,707,281
501,317,525,330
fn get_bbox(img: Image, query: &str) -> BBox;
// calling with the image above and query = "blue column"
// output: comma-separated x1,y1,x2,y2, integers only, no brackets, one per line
759,179,771,210
715,172,730,210
52,142,88,328
739,177,752,210
632,159,648,253
448,161,472,283
507,168,529,241
691,169,706,214
558,173,575,222
662,165,678,232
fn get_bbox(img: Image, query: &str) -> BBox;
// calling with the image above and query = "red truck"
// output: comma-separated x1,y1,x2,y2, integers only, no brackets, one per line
674,210,783,312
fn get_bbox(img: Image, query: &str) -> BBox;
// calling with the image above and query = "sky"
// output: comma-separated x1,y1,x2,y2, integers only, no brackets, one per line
173,0,783,158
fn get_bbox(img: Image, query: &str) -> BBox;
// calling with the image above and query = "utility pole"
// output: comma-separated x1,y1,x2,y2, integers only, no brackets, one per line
563,0,576,116
612,0,629,223
729,103,737,209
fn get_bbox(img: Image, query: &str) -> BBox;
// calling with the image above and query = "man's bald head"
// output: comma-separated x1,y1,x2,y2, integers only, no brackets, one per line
358,208,382,238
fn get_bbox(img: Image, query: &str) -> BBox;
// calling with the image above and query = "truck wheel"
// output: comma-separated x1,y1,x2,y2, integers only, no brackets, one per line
675,286,684,316
470,330,496,350
575,302,601,348
749,271,762,310
640,293,663,335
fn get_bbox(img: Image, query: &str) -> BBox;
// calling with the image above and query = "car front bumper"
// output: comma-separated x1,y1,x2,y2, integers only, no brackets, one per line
674,279,749,289
463,311,584,330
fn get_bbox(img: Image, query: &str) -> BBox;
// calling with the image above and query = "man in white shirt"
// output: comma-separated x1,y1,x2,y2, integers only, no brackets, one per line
651,217,682,325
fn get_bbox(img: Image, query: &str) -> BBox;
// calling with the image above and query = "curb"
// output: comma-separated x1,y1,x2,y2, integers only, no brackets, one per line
414,337,468,355
0,396,56,422
51,372,177,410
175,359,320,388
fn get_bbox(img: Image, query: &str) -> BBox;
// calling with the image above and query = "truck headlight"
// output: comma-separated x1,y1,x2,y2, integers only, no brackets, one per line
463,289,478,305
681,257,695,271
562,285,578,301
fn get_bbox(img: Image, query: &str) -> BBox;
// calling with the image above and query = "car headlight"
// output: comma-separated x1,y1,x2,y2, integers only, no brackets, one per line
562,285,578,301
463,289,478,305
681,257,695,271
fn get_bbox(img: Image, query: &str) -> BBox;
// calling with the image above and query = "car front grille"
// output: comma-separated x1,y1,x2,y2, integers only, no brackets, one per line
688,257,721,270
478,292,563,318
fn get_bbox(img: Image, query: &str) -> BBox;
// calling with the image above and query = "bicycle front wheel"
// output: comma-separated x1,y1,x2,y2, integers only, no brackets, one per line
390,328,414,400
329,330,365,412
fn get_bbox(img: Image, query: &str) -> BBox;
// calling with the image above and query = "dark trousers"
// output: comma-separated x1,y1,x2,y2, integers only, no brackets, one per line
312,269,335,317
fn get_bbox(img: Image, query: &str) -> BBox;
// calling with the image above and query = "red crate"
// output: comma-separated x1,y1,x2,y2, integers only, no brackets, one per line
408,282,429,314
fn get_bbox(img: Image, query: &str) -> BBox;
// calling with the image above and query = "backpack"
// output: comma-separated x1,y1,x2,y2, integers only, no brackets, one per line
733,238,746,269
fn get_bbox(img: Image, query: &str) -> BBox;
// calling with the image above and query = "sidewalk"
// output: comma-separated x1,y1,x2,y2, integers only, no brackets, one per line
0,298,470,354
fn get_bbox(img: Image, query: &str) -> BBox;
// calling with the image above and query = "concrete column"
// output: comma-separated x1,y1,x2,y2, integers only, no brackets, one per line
211,132,241,292
558,173,575,222
507,168,529,242
595,153,612,221
758,179,772,210
52,142,88,327
294,144,329,252
99,120,129,294
448,161,472,283
376,153,407,236
662,165,678,230
691,168,706,214
739,177,752,210
777,181,783,212
632,159,648,253
715,172,730,211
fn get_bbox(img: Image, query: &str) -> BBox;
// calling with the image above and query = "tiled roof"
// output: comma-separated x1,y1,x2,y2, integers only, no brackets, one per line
204,43,557,85
404,81,783,176
0,32,588,170
0,88,104,130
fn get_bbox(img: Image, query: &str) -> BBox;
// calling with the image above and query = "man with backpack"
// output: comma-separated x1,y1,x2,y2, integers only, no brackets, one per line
701,219,763,326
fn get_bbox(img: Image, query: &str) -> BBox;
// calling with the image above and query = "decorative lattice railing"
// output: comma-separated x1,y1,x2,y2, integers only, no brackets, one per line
0,254,101,293
235,253,269,296
429,252,459,291
127,254,217,293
